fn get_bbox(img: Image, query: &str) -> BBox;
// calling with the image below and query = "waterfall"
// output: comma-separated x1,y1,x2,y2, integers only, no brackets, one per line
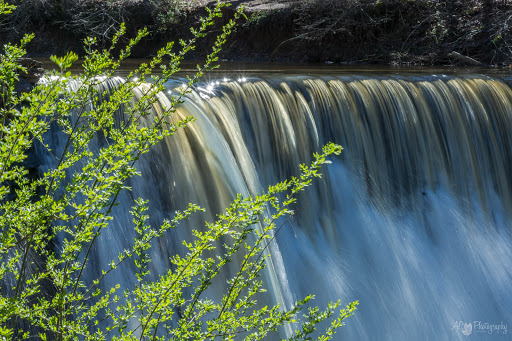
39,73,512,340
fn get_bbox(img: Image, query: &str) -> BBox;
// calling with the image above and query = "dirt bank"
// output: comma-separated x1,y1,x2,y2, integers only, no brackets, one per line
2,0,512,66
225,0,512,66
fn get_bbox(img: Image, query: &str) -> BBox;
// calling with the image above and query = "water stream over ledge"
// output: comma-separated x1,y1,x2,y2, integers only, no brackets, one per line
38,68,512,340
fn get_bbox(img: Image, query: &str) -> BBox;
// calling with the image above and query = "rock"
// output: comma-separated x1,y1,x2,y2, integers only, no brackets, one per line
18,58,44,84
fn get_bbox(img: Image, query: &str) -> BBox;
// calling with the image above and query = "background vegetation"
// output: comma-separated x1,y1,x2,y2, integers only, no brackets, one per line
1,0,512,65
1,0,201,55
238,0,512,65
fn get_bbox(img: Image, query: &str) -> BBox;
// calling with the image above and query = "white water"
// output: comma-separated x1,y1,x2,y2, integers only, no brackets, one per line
40,74,512,339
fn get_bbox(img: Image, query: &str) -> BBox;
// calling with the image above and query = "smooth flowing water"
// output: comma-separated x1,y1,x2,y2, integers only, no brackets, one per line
41,71,512,340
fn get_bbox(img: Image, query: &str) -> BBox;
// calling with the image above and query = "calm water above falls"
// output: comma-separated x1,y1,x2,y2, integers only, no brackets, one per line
46,72,512,340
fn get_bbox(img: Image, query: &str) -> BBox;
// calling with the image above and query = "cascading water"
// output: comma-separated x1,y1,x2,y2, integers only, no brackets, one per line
173,73,512,340
39,73,512,340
